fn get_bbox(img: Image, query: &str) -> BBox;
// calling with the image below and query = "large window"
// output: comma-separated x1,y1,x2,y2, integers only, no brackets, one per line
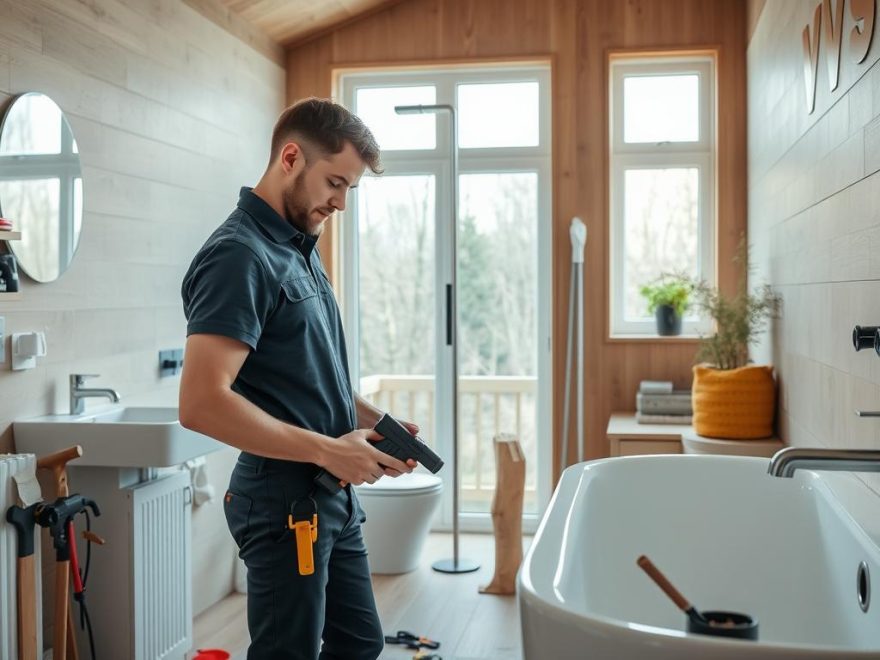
339,64,552,531
609,54,716,336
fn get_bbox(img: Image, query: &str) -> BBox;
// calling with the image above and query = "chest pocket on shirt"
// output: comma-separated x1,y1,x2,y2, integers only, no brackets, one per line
279,275,331,343
281,276,318,303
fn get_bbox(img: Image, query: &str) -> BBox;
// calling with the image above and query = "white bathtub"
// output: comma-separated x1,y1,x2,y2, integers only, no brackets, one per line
518,455,880,659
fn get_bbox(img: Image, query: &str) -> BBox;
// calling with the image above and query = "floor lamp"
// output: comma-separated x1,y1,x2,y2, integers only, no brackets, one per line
394,103,479,574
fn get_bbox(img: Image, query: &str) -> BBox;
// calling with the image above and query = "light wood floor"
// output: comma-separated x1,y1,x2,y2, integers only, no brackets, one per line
193,532,531,660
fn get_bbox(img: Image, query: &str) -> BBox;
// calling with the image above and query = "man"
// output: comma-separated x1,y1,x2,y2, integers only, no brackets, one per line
179,97,417,660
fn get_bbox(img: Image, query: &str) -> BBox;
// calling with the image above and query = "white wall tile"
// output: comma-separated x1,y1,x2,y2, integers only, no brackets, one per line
750,1,880,525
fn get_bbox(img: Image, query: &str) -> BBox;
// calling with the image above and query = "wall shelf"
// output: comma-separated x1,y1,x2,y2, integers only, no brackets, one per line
0,292,21,301
0,231,20,240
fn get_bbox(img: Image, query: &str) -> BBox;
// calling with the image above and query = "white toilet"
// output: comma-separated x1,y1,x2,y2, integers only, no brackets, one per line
354,471,443,574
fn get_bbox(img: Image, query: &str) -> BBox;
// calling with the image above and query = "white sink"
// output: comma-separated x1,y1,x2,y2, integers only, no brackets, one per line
519,455,880,659
14,406,223,468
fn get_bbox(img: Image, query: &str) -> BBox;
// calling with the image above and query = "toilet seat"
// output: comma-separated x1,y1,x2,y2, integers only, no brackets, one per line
354,471,443,573
355,471,443,496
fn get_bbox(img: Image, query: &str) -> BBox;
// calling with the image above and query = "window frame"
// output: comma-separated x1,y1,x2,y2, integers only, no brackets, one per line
608,53,717,338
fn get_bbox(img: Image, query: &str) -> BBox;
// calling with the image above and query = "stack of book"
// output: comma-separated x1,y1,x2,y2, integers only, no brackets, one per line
636,381,693,425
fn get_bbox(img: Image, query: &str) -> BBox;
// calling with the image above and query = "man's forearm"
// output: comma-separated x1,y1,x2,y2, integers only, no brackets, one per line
354,393,383,429
181,388,329,464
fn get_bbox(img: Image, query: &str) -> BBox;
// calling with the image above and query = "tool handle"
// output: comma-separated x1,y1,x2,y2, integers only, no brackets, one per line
54,559,69,658
637,555,691,612
37,445,83,498
6,504,37,557
314,469,346,494
82,530,105,545
17,555,38,660
36,445,83,471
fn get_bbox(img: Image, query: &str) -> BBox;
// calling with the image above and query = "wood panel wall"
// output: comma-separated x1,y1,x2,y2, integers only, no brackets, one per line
286,0,747,478
0,0,284,625
749,0,880,521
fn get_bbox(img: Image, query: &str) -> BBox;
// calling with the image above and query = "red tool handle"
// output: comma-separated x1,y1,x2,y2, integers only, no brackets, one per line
67,520,84,595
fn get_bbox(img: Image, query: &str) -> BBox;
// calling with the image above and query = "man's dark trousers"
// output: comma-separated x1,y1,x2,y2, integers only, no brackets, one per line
224,452,384,660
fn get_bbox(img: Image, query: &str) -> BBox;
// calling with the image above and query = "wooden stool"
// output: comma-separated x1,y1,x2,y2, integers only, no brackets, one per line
480,434,525,595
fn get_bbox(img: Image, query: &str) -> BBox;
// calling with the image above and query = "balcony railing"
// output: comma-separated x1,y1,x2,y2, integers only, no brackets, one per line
360,374,537,510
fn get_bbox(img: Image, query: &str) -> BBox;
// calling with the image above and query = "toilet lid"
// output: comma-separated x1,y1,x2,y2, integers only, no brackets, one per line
354,471,443,496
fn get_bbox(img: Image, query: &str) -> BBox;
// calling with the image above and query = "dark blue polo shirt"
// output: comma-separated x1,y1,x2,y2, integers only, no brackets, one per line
181,187,356,439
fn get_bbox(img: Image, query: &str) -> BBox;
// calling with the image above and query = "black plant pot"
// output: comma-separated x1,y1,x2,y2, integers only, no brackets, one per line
655,304,682,336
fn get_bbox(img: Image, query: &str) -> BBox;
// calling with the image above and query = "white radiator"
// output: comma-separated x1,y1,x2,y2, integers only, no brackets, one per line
0,454,42,660
130,471,192,660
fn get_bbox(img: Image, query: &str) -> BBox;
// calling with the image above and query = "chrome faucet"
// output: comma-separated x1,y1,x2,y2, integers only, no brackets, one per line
768,446,880,478
69,374,121,415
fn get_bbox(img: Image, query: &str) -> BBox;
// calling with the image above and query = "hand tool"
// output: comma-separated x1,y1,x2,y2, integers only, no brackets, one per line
6,503,40,660
315,414,444,493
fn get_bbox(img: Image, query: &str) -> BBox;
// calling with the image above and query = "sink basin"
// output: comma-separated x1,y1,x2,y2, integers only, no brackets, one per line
14,406,223,468
519,455,880,659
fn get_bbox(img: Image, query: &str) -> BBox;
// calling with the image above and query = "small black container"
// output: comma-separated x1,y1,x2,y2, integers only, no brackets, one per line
687,610,759,640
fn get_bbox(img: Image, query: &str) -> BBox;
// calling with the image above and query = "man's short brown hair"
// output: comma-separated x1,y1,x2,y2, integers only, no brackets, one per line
270,97,382,174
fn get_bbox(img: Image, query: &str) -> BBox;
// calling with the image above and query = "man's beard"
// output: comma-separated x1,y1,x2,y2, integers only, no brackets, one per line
282,174,323,238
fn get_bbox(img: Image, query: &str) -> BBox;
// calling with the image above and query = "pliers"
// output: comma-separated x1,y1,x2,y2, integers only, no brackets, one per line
384,630,441,650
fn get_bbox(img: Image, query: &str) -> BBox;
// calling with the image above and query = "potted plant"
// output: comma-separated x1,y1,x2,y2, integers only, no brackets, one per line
640,277,692,336
687,245,782,439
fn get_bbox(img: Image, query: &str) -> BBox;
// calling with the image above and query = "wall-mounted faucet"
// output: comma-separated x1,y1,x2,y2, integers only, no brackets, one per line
852,325,879,352
69,373,121,415
851,326,880,416
768,446,880,478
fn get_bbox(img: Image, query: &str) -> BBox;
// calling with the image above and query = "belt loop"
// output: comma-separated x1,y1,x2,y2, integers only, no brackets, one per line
256,455,267,473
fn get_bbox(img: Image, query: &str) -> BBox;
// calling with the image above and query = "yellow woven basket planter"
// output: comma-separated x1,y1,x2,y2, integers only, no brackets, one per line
692,364,776,439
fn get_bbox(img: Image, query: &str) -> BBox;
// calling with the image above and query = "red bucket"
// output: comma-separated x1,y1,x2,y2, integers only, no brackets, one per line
193,650,230,660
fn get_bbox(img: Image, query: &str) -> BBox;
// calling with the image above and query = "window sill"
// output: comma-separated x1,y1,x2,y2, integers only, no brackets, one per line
606,334,703,344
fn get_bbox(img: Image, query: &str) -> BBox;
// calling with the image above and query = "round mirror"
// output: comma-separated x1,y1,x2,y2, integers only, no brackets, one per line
0,93,83,282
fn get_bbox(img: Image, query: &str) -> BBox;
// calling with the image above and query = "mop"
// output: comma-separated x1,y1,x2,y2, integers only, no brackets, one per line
561,217,587,474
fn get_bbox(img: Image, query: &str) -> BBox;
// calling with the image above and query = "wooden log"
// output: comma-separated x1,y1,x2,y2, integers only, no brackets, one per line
479,433,525,595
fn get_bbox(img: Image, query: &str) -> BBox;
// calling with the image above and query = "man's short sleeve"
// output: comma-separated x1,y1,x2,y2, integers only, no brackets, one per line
182,239,275,350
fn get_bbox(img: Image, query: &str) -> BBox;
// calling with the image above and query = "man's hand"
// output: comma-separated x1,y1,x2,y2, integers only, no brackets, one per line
399,420,419,436
318,428,412,485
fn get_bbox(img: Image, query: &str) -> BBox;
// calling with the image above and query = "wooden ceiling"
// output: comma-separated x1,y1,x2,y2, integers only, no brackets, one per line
216,0,408,46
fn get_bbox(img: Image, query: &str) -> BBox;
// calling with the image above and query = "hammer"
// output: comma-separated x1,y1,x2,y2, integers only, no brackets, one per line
6,503,40,660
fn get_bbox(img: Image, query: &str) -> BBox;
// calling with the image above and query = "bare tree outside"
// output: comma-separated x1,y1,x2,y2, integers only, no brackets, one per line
357,172,539,512
624,167,700,320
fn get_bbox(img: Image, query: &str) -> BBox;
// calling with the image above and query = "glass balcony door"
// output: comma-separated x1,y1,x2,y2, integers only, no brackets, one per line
340,66,552,532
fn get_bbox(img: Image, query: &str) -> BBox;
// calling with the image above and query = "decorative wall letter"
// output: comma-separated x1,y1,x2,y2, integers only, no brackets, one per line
823,0,844,90
849,0,876,63
803,3,822,113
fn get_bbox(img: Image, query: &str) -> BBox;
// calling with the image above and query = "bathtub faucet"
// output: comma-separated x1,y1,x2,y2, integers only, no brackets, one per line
768,447,880,478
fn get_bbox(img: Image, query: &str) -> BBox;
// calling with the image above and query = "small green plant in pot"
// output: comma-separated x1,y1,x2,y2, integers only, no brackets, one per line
640,277,692,336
